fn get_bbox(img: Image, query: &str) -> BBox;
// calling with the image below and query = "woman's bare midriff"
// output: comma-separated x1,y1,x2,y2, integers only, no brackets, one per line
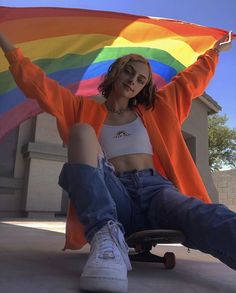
108,153,155,173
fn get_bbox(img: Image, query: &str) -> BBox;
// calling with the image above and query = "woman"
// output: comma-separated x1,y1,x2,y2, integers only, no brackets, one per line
0,32,235,293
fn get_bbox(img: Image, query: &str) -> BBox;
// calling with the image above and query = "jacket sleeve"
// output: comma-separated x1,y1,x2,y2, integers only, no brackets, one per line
5,48,82,128
156,49,219,124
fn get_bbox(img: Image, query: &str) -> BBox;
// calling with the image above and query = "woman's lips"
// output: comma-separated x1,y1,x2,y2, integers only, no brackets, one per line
123,83,134,91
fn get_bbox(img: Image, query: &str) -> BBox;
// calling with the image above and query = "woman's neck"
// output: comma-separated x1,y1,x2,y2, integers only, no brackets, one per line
105,97,131,115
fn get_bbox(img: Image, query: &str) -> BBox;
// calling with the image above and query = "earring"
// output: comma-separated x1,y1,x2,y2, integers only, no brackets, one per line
133,98,137,106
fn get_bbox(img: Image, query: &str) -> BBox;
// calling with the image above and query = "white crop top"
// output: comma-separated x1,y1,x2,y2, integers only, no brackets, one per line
99,115,153,159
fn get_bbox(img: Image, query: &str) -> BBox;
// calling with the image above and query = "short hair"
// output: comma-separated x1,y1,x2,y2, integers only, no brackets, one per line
98,54,157,110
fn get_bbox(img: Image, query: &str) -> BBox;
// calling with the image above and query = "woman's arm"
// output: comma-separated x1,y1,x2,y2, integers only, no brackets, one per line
156,33,232,125
0,32,82,128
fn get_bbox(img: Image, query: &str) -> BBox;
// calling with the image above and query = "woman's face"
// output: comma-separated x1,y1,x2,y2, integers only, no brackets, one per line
112,61,150,99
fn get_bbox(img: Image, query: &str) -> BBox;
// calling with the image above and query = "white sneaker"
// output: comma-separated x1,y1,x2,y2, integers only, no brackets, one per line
79,220,132,293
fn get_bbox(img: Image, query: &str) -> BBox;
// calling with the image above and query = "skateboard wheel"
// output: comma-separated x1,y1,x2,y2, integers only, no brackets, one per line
163,252,176,269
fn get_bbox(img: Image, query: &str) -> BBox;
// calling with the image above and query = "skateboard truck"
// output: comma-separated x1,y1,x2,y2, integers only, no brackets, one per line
126,229,185,269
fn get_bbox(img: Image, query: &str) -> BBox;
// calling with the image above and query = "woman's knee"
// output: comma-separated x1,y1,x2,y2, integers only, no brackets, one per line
69,123,96,141
68,123,103,164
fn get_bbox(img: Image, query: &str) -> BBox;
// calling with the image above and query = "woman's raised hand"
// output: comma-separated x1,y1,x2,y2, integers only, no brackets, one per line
213,31,233,53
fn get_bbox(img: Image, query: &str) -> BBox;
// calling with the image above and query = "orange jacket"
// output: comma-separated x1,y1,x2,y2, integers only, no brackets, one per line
6,48,218,249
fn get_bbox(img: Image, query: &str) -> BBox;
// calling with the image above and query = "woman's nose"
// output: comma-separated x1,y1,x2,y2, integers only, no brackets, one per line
128,75,136,84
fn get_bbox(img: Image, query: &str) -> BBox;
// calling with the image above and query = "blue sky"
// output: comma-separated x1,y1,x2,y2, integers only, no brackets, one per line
2,0,236,128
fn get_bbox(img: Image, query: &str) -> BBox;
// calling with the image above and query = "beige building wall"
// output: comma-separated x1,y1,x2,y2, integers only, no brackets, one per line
0,113,67,218
0,95,220,218
212,169,236,212
182,99,219,202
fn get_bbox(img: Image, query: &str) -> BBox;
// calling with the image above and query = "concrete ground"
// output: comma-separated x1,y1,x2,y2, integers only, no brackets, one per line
0,219,235,293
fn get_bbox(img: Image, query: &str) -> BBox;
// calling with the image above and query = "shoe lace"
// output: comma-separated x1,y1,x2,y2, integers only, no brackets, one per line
93,220,132,271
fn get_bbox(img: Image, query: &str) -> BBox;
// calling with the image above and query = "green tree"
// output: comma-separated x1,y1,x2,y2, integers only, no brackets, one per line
208,114,236,171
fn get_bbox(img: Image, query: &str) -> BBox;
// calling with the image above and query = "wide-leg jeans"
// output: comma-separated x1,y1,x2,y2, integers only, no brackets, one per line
59,155,236,270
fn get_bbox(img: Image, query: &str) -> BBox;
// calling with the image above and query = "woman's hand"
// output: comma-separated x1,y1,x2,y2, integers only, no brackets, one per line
213,31,233,53
0,32,15,53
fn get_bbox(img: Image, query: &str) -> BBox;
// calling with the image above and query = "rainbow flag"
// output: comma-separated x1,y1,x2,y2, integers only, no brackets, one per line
0,6,235,140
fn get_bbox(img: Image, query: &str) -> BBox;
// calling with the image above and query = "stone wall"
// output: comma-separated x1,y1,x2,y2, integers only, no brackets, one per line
212,169,236,211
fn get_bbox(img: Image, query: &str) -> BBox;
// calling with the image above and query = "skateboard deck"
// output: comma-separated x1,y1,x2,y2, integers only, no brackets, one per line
126,229,185,269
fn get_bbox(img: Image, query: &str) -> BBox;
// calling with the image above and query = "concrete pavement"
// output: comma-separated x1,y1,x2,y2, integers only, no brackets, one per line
0,219,235,293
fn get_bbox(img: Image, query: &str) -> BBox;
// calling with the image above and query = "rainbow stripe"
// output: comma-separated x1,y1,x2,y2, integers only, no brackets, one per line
0,6,235,139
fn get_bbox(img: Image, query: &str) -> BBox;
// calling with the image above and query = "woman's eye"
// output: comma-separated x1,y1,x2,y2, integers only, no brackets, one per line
124,68,131,74
138,79,145,85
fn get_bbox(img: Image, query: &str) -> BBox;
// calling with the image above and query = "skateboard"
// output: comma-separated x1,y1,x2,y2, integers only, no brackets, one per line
126,229,185,269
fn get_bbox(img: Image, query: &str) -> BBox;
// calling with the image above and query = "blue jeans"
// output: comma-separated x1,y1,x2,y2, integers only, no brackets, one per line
59,154,236,270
